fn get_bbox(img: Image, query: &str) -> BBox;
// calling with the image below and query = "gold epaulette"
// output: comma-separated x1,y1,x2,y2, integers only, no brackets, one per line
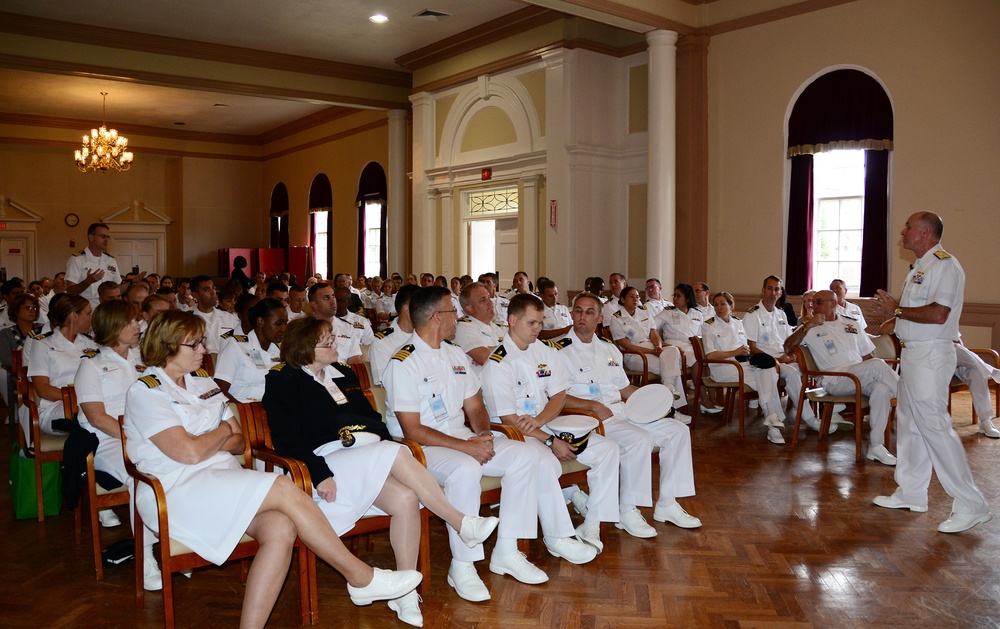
269,362,286,372
220,329,235,338
374,327,395,340
488,345,507,363
934,250,951,259
542,338,572,350
139,374,161,388
747,305,760,313
391,344,415,362
613,310,623,318
81,348,100,359
233,334,249,342
192,368,210,377
704,317,715,325
29,329,53,340
457,316,471,323
733,314,741,321
598,335,612,344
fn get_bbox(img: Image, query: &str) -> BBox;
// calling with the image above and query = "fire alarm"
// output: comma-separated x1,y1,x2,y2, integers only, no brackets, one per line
481,168,492,180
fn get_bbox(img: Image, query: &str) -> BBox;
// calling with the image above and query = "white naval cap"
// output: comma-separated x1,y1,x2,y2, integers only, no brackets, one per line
624,384,676,424
543,415,600,453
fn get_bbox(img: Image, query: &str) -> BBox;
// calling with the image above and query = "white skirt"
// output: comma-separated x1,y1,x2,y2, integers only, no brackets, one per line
313,438,402,535
136,455,278,565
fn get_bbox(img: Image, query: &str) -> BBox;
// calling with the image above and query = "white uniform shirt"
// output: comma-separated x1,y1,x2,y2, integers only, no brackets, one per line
369,327,412,386
836,301,868,333
383,334,480,439
602,297,623,322
800,315,874,372
654,306,705,344
331,317,363,362
286,307,307,322
897,243,964,343
491,295,510,326
481,339,568,421
192,308,238,354
75,345,144,445
375,295,396,320
701,316,749,380
66,248,122,308
742,301,793,357
608,306,654,345
644,298,672,318
560,329,630,418
213,330,281,402
454,316,506,375
26,328,98,421
542,303,572,332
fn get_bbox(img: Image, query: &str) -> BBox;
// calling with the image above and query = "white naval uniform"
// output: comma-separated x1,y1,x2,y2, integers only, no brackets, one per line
75,345,144,483
454,316,505,376
23,328,98,438
644,298,672,318
542,303,572,336
891,244,988,514
743,301,810,420
286,307,307,322
66,248,121,308
480,338,621,526
124,367,277,564
213,330,282,402
374,294,396,329
601,297,623,322
837,301,868,333
191,307,237,355
800,315,898,447
953,343,999,422
331,313,371,362
384,334,570,562
491,294,510,326
653,305,705,366
560,329,695,509
368,327,412,387
701,316,783,420
608,306,685,409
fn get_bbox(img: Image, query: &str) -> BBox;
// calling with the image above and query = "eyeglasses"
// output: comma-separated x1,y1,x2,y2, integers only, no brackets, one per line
316,339,336,348
179,338,207,350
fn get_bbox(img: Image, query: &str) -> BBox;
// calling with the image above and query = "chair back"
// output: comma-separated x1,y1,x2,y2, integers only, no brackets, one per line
870,334,899,362
203,353,216,377
61,385,78,420
793,345,820,375
349,362,372,391
237,401,273,451
689,335,706,381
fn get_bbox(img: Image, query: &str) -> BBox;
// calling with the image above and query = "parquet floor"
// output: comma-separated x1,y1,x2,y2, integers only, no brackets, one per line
2,392,998,628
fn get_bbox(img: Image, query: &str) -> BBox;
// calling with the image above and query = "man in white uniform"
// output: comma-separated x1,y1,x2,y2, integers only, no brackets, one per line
189,275,237,355
333,286,373,363
502,271,532,300
477,273,509,326
873,212,991,533
455,282,506,376
368,285,419,386
537,278,571,340
644,279,671,318
561,292,701,534
602,273,628,321
286,284,307,321
66,222,138,308
783,290,899,465
743,275,820,433
384,286,596,603
480,293,621,552
831,279,868,332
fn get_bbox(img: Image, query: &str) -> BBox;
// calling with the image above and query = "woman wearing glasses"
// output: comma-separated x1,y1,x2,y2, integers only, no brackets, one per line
123,310,422,629
0,293,42,407
263,316,499,627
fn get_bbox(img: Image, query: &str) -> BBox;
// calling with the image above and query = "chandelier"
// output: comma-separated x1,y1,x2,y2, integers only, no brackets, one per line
74,92,133,173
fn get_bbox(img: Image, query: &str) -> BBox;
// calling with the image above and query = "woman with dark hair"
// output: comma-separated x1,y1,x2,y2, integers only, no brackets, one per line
124,310,422,628
230,255,252,292
652,283,705,367
264,316,499,627
0,293,42,407
22,293,96,442
214,298,287,403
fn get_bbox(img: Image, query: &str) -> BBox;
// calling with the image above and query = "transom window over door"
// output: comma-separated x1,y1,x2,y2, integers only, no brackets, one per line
463,185,518,281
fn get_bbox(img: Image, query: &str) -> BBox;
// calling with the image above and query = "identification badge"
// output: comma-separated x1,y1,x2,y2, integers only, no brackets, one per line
824,339,837,356
325,381,349,405
250,350,268,368
517,397,539,416
588,383,602,400
625,328,635,341
429,395,449,420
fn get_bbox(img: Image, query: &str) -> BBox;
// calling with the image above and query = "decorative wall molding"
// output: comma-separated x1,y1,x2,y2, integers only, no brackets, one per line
103,200,174,226
0,195,43,223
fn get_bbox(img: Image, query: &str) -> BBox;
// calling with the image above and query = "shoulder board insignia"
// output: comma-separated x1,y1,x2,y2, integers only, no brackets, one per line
934,250,951,259
269,362,286,372
598,335,612,344
374,327,395,340
457,316,471,323
704,317,715,325
220,329,235,339
488,345,507,363
81,348,100,359
233,335,249,343
666,305,677,310
542,338,572,350
840,313,858,322
73,249,86,257
30,329,53,340
733,314,741,321
637,304,647,310
613,310,623,319
139,374,161,388
747,305,760,313
192,368,210,378
443,339,456,346
391,344,415,362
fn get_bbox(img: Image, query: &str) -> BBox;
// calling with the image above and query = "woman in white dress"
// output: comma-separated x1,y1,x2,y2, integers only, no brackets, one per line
263,316,499,627
123,310,423,629
214,298,286,404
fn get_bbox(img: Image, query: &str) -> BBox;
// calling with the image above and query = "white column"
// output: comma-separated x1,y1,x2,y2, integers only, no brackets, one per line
387,109,407,276
646,30,678,288
409,92,435,275
519,175,539,277
438,188,454,276
540,48,570,289
424,188,440,275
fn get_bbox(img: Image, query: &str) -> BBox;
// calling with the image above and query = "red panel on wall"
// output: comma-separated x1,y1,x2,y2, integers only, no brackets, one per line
218,248,255,278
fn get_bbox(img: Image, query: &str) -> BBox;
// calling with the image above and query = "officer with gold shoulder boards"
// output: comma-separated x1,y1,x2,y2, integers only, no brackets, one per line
454,282,506,376
368,285,420,387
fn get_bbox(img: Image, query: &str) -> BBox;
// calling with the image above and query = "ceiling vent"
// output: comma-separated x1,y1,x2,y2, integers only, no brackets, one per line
414,9,450,19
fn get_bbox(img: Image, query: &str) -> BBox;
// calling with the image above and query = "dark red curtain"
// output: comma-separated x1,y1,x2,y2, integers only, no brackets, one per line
859,150,889,296
785,154,814,294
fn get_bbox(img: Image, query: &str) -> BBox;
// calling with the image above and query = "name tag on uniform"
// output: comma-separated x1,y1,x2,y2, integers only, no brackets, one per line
824,339,837,356
250,350,268,368
588,383,602,400
517,397,539,416
325,381,349,405
429,395,448,420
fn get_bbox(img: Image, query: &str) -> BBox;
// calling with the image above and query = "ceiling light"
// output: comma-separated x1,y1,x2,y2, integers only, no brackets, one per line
74,92,133,173
369,14,388,23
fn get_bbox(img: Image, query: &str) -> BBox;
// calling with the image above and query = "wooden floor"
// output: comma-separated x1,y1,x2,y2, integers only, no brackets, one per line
2,392,999,628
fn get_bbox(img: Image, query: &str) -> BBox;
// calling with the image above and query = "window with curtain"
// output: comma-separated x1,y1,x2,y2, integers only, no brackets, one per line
269,182,289,251
356,162,387,280
785,69,892,296
309,174,333,280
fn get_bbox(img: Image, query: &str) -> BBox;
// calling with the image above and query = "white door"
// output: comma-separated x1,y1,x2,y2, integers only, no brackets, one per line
0,233,31,281
495,217,518,289
112,237,159,275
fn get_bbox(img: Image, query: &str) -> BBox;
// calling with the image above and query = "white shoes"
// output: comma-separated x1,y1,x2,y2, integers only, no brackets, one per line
143,557,163,591
575,522,604,553
388,591,423,627
348,568,422,606
804,416,837,434
653,501,702,528
570,490,589,517
865,444,897,466
767,427,785,444
938,511,992,534
872,494,928,512
763,413,784,428
458,515,500,548
748,399,759,409
98,509,121,528
699,404,723,415
489,551,549,584
447,561,491,601
616,507,658,538
979,418,1000,439
542,537,598,565
672,409,692,425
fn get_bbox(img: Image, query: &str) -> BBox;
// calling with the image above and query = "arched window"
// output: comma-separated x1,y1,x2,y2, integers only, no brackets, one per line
785,69,893,296
309,174,333,280
269,182,289,252
356,162,387,279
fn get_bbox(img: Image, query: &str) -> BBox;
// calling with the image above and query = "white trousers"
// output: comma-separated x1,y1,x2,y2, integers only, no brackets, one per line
603,416,695,508
709,363,783,419
624,343,686,408
777,362,815,421
537,433,620,525
820,359,897,447
954,344,997,421
893,343,988,514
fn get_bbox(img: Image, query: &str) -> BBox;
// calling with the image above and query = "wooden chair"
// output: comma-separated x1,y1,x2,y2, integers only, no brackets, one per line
119,415,312,629
61,385,130,580
689,336,760,439
789,345,894,463
948,347,1000,424
203,353,216,377
600,325,660,387
19,369,68,522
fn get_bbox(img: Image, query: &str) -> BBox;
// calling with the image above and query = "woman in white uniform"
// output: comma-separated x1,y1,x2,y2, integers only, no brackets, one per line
653,283,705,366
123,310,423,629
375,279,397,329
214,298,286,403
263,316,499,627
23,294,97,442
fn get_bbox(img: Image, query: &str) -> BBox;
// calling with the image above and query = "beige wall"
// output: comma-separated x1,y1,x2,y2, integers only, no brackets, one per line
707,0,1000,303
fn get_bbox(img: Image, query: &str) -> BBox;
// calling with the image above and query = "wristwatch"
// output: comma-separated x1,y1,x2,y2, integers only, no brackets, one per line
894,307,903,319
544,435,555,448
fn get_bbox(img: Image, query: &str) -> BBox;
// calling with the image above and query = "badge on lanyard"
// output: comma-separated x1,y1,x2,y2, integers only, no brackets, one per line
824,339,837,356
517,397,539,416
588,383,602,400
429,394,449,420
325,381,349,405
250,349,268,368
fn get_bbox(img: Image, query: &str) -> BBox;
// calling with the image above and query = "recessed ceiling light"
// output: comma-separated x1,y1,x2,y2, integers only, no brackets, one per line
369,14,388,23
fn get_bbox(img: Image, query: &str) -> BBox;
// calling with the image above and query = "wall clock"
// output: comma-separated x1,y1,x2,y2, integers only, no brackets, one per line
65,213,80,227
